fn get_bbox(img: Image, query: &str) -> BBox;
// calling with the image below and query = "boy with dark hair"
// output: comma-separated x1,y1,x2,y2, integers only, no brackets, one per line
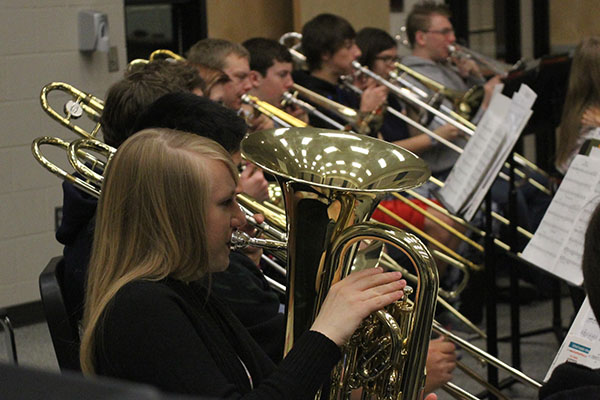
132,92,247,158
242,37,306,121
301,13,357,73
243,37,292,76
292,13,387,131
59,61,202,320
101,60,203,148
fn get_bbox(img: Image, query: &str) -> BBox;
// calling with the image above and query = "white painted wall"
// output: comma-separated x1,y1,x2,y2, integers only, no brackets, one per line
0,0,126,307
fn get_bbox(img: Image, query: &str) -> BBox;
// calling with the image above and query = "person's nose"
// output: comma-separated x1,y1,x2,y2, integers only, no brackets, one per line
284,75,294,91
447,32,456,44
385,62,395,76
353,44,362,60
232,202,246,229
241,77,253,94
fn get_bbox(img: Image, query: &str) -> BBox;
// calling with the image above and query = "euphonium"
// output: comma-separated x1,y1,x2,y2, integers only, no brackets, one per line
242,127,439,400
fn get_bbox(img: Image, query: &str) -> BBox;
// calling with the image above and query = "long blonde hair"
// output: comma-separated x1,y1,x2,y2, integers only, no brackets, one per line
80,128,237,374
556,37,600,168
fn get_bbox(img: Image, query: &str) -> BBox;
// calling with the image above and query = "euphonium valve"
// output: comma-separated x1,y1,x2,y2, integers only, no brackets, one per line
241,127,438,400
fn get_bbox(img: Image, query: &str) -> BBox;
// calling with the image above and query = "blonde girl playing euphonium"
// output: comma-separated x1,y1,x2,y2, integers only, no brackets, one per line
80,128,428,399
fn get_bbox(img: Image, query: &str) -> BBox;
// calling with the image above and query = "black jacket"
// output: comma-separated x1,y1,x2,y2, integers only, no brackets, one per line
540,362,600,400
55,181,97,320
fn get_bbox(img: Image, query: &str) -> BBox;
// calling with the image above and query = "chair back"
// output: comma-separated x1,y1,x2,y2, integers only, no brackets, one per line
0,309,17,364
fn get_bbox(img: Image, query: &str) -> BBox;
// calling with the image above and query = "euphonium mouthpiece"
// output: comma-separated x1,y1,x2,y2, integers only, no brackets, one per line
229,231,286,252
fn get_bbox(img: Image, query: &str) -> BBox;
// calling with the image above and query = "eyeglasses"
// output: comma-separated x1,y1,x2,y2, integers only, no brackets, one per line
374,55,399,64
425,28,455,36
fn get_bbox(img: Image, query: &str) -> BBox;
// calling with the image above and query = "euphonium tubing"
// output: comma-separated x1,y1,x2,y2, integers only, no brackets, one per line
242,127,438,400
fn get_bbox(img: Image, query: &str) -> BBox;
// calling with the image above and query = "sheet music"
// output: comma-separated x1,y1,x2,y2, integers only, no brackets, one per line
590,146,600,159
437,84,536,221
462,86,535,220
437,91,510,214
521,155,600,285
545,297,600,381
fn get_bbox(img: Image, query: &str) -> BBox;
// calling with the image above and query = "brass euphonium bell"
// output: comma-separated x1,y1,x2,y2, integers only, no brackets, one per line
242,127,439,400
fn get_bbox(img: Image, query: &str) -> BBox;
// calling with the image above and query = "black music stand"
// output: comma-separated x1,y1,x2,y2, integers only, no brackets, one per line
503,54,572,172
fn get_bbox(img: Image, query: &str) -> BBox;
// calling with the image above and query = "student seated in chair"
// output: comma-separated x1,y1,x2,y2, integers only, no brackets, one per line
80,128,421,399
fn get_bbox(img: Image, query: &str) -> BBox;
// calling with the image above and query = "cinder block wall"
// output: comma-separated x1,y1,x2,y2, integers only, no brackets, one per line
0,0,126,307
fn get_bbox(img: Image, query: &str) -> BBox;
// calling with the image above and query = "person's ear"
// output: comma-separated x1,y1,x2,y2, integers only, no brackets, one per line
248,70,262,88
415,30,427,47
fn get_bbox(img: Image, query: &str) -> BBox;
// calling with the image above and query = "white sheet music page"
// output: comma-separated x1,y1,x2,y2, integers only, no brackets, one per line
437,90,511,215
521,155,600,285
462,85,536,221
437,84,536,221
545,297,600,382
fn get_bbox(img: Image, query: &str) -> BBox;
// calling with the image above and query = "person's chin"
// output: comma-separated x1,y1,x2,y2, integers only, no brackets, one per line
214,258,229,273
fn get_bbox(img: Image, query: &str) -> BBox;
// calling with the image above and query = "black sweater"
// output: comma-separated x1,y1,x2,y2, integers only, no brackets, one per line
212,252,285,363
291,70,410,142
539,362,600,400
55,181,97,321
95,279,340,399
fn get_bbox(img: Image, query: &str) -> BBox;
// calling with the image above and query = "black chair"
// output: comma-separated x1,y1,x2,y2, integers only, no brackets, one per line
39,256,81,372
0,308,17,364
0,363,205,400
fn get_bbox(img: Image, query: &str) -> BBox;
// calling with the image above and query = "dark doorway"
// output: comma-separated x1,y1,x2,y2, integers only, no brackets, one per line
124,0,206,62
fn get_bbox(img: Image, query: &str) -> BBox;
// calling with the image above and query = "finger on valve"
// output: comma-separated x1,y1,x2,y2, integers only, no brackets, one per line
310,268,405,346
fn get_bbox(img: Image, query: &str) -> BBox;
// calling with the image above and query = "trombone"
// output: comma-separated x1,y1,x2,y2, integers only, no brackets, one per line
389,62,551,185
241,93,307,128
40,82,104,139
277,36,537,246
351,86,536,246
352,61,553,196
128,48,186,71
447,43,518,78
277,32,551,195
395,26,517,78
